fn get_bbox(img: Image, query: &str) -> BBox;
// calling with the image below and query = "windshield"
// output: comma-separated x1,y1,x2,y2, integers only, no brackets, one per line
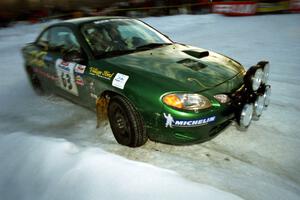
81,19,172,57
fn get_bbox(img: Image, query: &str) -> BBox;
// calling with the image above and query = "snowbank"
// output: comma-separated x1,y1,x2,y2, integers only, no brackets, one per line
0,133,241,200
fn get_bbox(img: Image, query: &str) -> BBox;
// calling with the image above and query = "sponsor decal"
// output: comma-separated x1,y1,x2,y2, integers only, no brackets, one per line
75,75,84,86
75,64,86,74
89,67,114,80
94,20,111,24
33,68,58,81
58,61,71,72
28,50,47,68
55,59,79,96
94,19,123,24
163,113,216,128
112,73,129,90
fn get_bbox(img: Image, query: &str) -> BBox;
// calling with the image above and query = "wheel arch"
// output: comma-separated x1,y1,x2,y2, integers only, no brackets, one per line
97,90,142,113
95,89,145,127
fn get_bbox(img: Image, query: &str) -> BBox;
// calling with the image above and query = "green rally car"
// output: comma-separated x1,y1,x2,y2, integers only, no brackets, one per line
22,16,271,147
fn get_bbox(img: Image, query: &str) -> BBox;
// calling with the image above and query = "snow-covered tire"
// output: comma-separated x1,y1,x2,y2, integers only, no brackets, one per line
108,95,147,147
26,67,44,95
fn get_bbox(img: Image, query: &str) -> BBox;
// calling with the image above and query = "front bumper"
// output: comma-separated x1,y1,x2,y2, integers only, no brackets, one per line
148,61,271,145
148,103,236,145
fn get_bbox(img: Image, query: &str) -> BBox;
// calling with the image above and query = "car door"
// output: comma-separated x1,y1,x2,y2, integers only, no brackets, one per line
44,26,87,103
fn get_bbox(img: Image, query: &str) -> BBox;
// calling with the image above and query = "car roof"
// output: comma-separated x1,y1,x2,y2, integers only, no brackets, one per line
56,16,130,26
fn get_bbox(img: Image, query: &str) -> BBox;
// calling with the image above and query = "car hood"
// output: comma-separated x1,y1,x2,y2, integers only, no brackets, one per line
104,44,245,92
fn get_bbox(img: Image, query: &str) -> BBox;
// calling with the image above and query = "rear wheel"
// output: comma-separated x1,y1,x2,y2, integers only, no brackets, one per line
26,67,44,95
108,95,147,147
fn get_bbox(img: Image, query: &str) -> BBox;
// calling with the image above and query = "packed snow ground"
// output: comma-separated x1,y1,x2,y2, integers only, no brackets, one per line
0,14,300,200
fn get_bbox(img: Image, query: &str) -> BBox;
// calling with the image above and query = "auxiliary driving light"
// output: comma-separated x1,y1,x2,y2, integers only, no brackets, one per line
262,62,270,84
263,85,271,107
253,95,265,120
251,68,263,91
239,103,254,128
245,66,264,92
257,61,270,84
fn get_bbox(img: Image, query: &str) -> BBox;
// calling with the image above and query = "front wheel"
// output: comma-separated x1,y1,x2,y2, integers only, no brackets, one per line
108,95,147,147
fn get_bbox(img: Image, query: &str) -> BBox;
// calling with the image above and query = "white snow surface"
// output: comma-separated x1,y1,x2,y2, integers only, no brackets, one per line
0,133,240,200
0,14,299,200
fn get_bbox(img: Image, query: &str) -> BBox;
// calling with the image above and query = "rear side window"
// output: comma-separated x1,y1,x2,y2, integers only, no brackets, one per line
37,26,80,53
36,30,49,48
49,27,80,50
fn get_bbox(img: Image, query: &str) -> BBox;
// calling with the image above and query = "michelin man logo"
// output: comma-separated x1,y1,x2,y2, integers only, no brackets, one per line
163,113,216,128
163,113,175,128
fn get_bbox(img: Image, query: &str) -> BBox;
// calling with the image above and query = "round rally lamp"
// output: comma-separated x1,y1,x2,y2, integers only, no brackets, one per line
257,61,270,84
253,95,265,120
251,68,263,91
239,103,254,128
262,62,270,84
263,85,271,107
244,66,264,92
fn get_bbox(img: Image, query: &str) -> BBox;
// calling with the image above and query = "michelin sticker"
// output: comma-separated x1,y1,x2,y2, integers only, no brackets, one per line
55,59,79,96
163,113,216,128
112,73,129,89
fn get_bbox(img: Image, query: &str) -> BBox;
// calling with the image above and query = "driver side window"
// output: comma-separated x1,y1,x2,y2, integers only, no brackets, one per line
81,25,110,53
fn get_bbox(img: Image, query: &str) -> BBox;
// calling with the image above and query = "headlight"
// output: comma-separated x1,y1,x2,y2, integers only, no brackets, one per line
162,93,211,110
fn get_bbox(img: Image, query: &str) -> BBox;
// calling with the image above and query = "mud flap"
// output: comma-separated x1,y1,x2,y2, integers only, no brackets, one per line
96,97,109,128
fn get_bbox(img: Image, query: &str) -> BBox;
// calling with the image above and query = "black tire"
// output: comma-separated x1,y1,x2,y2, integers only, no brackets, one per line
108,95,147,147
26,67,44,95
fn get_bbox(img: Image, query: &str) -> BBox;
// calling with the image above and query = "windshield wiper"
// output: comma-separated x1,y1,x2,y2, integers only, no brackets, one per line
135,43,172,50
94,43,173,58
95,49,136,58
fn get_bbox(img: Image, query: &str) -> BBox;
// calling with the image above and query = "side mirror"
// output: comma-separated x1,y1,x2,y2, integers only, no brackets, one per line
63,50,84,63
36,41,49,51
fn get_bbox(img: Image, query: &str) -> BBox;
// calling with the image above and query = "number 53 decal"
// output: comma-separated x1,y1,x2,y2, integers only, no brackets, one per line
55,59,79,96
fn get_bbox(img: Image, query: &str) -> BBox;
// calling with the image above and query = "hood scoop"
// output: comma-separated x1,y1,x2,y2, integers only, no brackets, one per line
182,50,209,59
177,59,207,71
